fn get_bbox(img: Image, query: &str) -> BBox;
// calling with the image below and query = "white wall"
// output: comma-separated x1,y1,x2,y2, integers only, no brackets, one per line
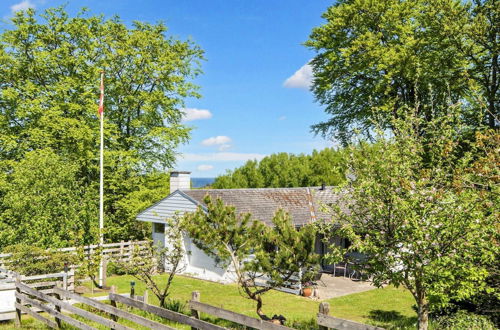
138,191,234,283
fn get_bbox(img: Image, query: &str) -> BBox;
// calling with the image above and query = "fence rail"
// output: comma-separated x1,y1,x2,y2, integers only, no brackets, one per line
189,291,293,330
0,240,149,267
13,279,385,330
0,269,74,321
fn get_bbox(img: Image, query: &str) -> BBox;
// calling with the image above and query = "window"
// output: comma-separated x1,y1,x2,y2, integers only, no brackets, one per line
153,223,165,234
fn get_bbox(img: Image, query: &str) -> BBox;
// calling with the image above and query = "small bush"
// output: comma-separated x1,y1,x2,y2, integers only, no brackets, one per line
106,260,128,276
287,317,318,329
3,244,76,275
436,310,495,330
164,298,187,314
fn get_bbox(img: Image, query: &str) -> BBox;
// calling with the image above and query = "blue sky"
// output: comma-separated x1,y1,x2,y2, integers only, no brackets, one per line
2,0,335,177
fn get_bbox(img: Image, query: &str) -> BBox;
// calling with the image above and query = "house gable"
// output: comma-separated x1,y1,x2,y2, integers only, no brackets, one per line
136,190,201,223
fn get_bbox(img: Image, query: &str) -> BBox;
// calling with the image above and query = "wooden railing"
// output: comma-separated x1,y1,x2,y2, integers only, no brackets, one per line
189,291,293,330
0,269,74,321
15,281,226,329
13,280,385,330
0,240,149,269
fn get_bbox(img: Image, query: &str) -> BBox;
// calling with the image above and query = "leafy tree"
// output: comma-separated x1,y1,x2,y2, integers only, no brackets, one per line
0,148,95,248
306,0,498,143
0,7,203,246
212,148,346,189
117,219,185,308
184,196,319,322
320,107,498,330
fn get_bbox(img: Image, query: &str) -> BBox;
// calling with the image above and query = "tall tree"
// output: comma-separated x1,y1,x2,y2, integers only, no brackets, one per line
306,0,498,143
0,7,204,247
319,106,498,330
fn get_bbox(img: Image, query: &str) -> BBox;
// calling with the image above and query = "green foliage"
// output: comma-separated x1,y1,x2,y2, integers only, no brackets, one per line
163,298,187,314
436,310,496,330
184,196,319,320
0,148,95,248
248,209,320,291
212,148,346,188
117,219,185,308
306,0,499,143
0,6,203,246
76,245,103,288
3,244,77,275
320,105,498,330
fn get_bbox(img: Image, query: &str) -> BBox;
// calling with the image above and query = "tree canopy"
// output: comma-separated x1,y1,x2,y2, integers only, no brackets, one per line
319,106,499,330
306,0,499,143
212,148,346,189
0,7,204,248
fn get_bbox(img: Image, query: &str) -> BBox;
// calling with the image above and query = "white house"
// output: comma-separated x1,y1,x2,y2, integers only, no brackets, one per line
136,171,346,283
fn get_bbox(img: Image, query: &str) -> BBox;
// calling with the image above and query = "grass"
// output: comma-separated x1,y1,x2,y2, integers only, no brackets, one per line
0,274,419,329
90,274,417,328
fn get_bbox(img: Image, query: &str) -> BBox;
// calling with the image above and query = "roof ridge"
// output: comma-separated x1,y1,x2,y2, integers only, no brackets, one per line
182,186,336,192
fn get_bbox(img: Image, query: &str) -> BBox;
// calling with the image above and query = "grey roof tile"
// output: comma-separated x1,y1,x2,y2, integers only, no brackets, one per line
183,187,338,226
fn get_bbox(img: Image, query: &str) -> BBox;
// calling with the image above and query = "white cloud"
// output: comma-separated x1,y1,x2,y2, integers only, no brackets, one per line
201,135,231,146
197,164,214,171
181,108,212,122
278,116,287,121
182,152,266,162
10,0,35,13
283,63,313,89
218,144,232,151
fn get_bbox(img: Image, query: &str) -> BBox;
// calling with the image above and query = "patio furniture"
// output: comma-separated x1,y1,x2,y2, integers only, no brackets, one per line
333,263,348,277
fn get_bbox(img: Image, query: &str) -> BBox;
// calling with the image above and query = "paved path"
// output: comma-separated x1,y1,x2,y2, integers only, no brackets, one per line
313,274,376,300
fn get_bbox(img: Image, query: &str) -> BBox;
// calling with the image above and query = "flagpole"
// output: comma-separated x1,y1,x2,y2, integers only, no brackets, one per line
98,71,105,287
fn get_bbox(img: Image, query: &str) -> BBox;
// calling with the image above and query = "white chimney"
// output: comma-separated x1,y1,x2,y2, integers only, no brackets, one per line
170,171,191,193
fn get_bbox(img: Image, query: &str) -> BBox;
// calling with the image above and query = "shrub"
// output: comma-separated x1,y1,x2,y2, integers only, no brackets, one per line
106,260,128,276
3,244,76,275
436,310,495,330
164,299,187,314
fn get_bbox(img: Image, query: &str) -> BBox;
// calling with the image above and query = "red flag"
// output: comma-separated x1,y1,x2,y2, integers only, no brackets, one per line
98,71,104,116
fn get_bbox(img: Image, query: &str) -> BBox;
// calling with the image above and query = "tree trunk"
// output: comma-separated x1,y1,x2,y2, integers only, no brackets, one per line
255,295,266,319
159,296,166,308
417,300,429,330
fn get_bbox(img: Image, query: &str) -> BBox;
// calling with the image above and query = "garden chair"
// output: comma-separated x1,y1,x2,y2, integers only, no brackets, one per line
333,262,348,277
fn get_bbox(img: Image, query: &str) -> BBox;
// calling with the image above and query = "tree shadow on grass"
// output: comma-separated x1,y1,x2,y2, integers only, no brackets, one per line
368,310,417,329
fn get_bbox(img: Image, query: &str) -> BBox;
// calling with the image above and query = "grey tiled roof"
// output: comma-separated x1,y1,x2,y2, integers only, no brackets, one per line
183,187,338,227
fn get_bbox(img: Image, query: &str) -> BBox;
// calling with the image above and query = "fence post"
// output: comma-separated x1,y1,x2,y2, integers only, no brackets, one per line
63,263,68,291
54,283,62,329
130,281,135,300
143,289,149,304
110,285,118,322
14,273,21,327
318,302,330,330
190,291,200,330
120,241,125,260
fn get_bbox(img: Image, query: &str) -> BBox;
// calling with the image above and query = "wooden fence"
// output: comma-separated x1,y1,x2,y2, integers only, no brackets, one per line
13,279,385,330
15,282,225,330
0,268,74,321
189,291,292,330
188,291,384,330
0,240,149,270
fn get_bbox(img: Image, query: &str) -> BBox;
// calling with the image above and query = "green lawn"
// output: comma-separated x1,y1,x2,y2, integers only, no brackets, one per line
95,274,417,328
1,274,419,329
